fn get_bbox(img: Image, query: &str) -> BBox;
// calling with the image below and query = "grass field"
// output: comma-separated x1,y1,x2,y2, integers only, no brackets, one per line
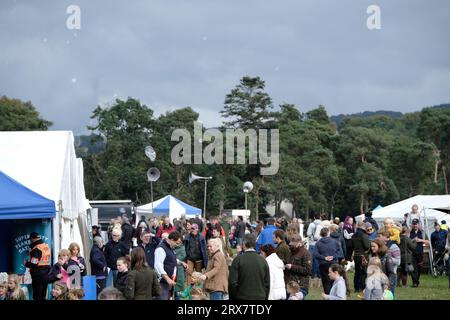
306,272,450,300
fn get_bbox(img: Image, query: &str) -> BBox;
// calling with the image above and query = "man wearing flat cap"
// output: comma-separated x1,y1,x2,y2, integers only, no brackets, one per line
24,232,51,300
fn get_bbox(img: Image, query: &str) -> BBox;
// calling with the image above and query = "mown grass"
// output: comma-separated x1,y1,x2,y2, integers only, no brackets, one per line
306,272,450,300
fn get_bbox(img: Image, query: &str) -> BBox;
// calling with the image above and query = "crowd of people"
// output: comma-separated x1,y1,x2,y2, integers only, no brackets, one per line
1,205,449,301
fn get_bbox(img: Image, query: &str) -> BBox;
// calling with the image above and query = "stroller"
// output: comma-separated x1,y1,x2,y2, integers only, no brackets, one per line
431,248,448,277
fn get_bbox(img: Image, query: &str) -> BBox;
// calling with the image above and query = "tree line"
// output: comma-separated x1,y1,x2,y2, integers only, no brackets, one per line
1,79,450,220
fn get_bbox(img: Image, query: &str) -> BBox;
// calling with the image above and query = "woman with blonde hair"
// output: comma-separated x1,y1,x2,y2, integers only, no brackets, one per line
364,258,390,300
68,242,87,278
51,281,68,300
7,274,26,300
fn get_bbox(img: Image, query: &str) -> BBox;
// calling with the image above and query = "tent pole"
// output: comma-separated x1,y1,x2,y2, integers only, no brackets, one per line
203,180,207,219
422,207,434,273
151,181,154,217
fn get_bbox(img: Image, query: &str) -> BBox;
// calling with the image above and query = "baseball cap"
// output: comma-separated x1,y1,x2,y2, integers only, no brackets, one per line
412,219,419,225
29,232,41,240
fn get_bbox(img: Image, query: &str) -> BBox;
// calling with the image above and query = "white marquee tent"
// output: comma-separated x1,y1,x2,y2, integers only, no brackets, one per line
137,195,201,222
0,131,91,261
356,195,450,238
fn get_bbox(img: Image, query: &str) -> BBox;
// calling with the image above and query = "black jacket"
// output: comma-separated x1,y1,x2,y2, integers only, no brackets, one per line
351,228,370,257
104,240,129,270
90,244,108,277
363,216,379,230
140,239,160,269
121,223,135,250
115,271,129,293
47,262,68,283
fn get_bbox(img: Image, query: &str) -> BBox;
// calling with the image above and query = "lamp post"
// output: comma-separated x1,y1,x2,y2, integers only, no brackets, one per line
243,181,253,217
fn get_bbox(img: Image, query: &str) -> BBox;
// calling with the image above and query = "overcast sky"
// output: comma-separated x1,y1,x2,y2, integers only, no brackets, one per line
1,0,449,134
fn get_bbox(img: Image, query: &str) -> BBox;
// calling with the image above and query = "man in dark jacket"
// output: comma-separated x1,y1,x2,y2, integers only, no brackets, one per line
154,231,183,300
273,229,290,264
140,229,160,268
410,219,426,287
184,223,208,281
90,236,108,295
430,223,448,274
121,216,134,251
24,232,51,300
314,228,340,294
363,211,379,231
104,230,129,286
352,221,370,292
229,233,270,300
284,234,312,298
234,216,247,245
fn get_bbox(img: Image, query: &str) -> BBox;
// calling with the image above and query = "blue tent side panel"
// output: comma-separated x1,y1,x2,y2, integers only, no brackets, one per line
152,196,171,215
174,197,202,214
0,171,56,220
152,195,202,215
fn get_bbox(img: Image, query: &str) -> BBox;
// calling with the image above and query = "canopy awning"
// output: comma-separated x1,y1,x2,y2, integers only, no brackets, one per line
0,170,56,220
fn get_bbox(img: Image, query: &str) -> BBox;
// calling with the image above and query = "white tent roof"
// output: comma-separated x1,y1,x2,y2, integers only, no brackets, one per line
137,195,200,221
0,131,90,219
0,131,91,260
356,195,450,236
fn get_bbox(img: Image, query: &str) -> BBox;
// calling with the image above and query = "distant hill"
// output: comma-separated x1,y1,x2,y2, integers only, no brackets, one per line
330,104,450,127
330,111,404,127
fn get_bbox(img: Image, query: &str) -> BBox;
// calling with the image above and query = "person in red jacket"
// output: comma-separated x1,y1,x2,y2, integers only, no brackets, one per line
156,217,177,239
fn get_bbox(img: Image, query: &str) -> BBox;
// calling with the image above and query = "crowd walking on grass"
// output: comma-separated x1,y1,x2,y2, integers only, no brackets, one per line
1,204,449,301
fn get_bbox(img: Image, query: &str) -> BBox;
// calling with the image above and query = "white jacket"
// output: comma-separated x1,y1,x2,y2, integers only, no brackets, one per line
266,253,287,300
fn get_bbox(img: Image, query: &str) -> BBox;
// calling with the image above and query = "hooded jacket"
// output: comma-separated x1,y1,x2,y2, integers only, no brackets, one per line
314,236,340,264
330,231,345,259
266,253,286,300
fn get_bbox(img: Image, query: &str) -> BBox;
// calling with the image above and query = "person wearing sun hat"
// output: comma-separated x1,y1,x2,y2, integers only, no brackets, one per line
366,222,378,242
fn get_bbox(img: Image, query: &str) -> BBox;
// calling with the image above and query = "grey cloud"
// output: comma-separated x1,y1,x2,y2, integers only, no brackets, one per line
0,0,449,133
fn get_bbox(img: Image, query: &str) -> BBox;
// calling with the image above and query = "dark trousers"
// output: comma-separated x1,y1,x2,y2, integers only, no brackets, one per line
159,281,173,300
96,278,106,297
31,274,48,300
344,239,353,261
398,264,408,286
319,262,333,294
411,253,423,285
353,256,367,292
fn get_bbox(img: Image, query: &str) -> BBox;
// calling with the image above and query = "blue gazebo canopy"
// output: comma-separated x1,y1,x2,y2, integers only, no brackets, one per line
0,170,56,220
